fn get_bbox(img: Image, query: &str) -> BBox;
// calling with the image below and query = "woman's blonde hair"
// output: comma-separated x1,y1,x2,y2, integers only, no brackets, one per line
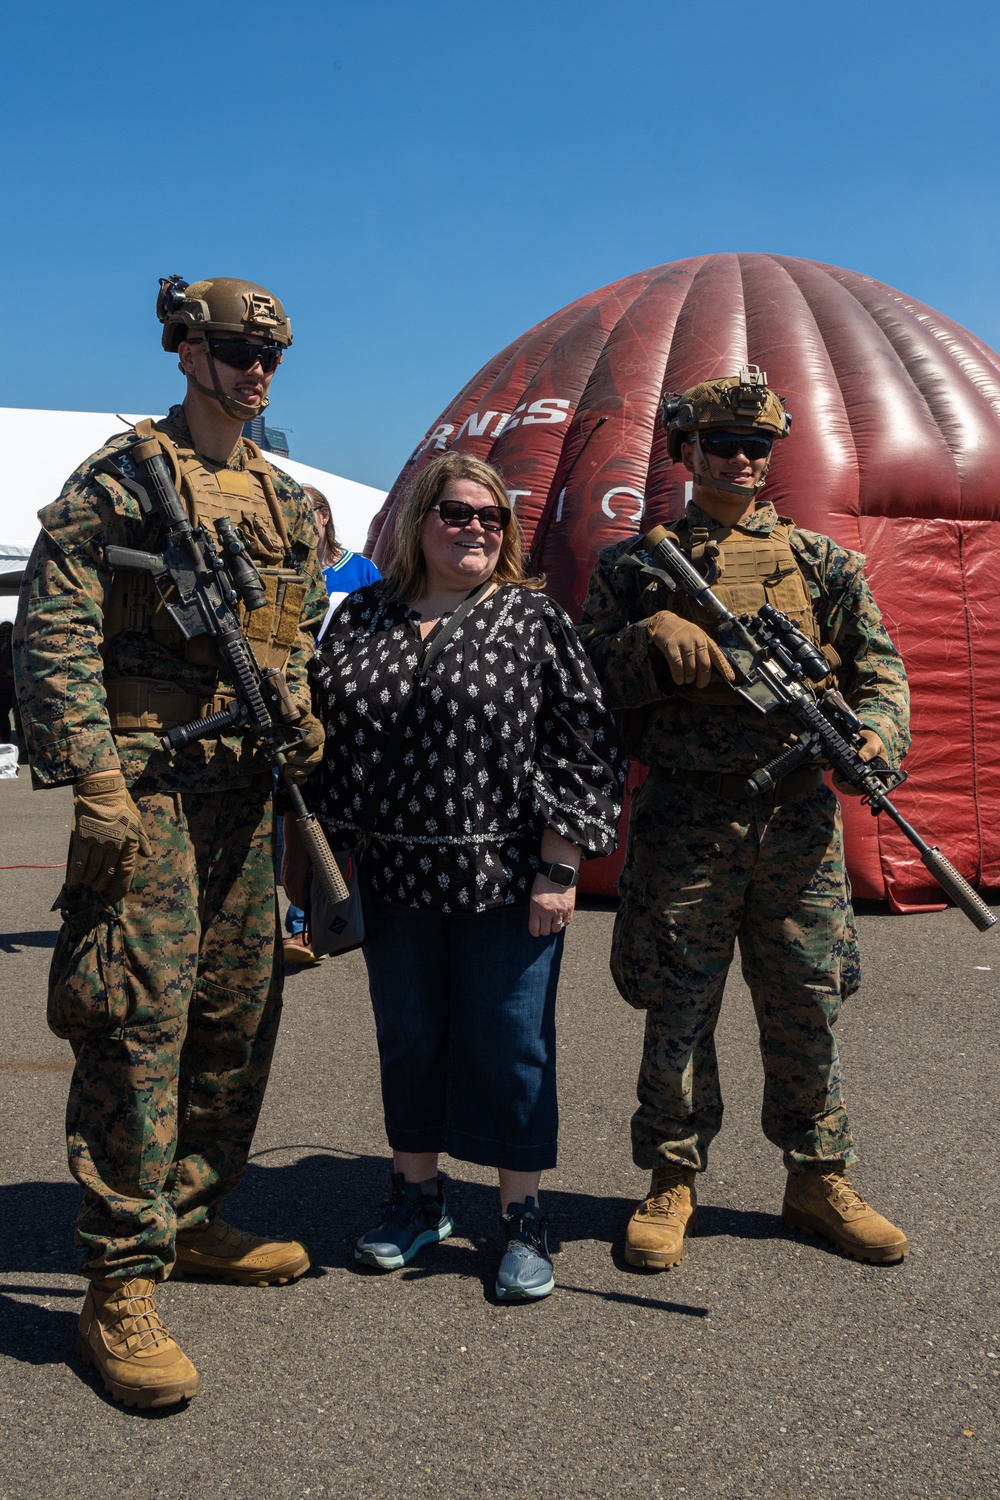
304,485,340,569
381,451,544,603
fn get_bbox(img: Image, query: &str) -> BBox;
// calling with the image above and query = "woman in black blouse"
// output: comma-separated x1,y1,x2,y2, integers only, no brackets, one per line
286,451,622,1301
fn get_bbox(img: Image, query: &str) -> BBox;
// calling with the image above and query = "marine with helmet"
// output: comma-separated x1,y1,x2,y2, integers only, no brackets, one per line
12,275,328,1408
578,365,912,1272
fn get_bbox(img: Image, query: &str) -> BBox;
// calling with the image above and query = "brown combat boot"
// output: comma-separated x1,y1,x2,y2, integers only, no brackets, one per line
782,1165,909,1264
77,1276,199,1408
173,1218,310,1285
624,1164,698,1269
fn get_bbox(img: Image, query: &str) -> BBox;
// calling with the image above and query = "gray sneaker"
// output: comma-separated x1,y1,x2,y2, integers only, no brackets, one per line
355,1173,454,1270
496,1197,554,1301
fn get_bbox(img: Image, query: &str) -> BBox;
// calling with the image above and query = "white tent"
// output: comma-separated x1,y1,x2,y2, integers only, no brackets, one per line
0,407,386,620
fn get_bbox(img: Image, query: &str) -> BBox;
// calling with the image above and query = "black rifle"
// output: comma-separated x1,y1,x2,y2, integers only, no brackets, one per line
619,525,996,932
96,437,348,906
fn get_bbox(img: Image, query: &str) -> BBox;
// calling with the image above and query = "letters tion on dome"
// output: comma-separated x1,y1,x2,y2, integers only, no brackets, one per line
369,253,1000,910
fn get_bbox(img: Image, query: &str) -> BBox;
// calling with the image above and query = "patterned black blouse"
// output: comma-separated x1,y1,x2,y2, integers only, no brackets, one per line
308,583,623,913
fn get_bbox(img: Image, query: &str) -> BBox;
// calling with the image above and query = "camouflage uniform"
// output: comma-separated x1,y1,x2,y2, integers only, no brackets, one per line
13,406,326,1279
578,499,910,1174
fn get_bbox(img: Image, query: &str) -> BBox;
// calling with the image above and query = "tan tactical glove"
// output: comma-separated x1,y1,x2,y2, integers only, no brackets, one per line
647,611,736,690
282,706,326,784
832,728,887,797
69,770,151,901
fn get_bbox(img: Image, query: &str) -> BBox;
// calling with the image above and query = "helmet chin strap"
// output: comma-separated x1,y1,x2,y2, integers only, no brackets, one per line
181,348,270,422
691,433,770,501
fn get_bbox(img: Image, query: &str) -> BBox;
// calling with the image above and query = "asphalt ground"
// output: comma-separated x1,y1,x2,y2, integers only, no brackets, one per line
1,768,997,1500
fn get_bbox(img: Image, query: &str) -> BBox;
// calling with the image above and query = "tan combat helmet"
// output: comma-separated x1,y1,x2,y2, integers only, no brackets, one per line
661,365,791,501
156,274,293,421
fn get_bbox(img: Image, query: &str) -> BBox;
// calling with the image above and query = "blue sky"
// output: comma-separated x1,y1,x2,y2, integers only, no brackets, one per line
2,1,998,491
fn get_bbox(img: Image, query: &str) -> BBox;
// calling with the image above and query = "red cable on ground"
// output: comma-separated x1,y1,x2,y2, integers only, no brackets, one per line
0,863,66,869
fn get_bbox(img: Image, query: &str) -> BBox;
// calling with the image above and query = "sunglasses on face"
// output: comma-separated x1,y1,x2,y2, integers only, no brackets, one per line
435,499,512,532
193,336,284,373
699,430,774,461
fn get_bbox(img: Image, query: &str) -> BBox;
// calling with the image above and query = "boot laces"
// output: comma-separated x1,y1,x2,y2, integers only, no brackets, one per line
644,1168,692,1219
194,1218,257,1253
216,1221,261,1253
818,1169,869,1212
645,1188,685,1219
103,1280,172,1354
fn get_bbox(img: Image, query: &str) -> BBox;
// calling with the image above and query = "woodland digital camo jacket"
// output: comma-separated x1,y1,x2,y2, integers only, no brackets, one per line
577,499,911,777
13,406,327,793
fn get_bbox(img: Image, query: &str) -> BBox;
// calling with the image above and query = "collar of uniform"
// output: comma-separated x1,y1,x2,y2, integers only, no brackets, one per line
685,497,777,536
157,404,246,472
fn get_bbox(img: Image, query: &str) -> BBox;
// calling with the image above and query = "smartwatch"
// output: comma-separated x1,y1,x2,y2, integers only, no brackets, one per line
539,861,579,888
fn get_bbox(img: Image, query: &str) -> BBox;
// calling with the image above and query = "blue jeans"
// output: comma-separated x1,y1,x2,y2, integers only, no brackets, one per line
362,903,564,1172
284,903,306,937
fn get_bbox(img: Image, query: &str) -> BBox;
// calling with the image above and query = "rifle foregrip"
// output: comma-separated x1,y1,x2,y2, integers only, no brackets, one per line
296,813,350,904
921,849,997,932
162,704,243,751
746,742,812,797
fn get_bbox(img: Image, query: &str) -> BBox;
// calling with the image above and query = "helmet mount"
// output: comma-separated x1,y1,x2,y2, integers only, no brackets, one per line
661,365,791,503
157,274,292,422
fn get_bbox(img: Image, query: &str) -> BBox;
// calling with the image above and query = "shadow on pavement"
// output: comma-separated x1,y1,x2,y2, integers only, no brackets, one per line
0,1153,708,1366
695,1202,851,1259
0,1180,84,1367
0,929,59,953
231,1152,714,1314
0,1288,82,1368
557,1284,708,1317
230,1147,394,1272
695,1204,786,1240
0,1181,81,1277
231,1150,643,1269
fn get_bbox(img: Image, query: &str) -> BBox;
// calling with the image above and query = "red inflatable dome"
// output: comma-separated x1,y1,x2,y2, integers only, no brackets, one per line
369,254,1000,910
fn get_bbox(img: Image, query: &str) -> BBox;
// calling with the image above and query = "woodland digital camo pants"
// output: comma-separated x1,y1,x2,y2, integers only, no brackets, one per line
48,779,281,1281
611,771,861,1174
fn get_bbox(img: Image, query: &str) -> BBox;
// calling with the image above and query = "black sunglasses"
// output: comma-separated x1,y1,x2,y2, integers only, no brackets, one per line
193,336,284,373
435,499,511,533
699,430,774,461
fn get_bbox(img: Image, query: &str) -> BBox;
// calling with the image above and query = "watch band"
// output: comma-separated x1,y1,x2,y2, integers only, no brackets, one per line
539,861,579,888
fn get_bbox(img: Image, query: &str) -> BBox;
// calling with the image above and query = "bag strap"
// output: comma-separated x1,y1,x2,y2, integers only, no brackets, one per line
358,581,495,838
413,580,493,680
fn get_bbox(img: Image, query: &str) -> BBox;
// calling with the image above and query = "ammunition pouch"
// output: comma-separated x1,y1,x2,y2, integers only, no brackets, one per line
105,677,236,733
243,569,307,670
660,517,828,706
103,421,303,676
